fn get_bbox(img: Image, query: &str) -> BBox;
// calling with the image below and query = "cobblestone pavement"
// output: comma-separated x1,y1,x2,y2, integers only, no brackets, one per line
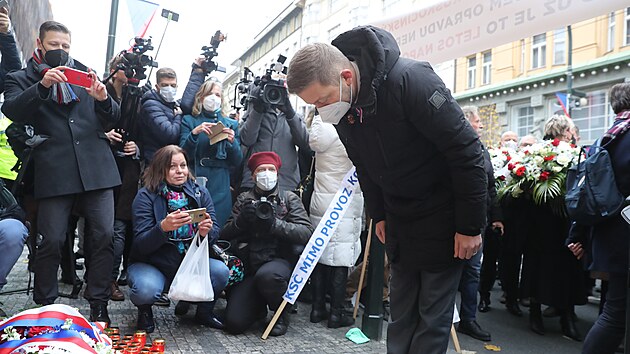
0,249,388,354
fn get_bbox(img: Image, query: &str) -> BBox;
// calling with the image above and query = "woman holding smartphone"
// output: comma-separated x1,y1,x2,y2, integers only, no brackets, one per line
180,80,242,228
129,145,229,333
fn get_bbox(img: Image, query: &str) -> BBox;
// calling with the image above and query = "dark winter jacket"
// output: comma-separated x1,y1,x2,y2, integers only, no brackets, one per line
221,187,313,273
331,26,487,269
139,89,182,163
180,68,205,116
0,31,22,93
239,106,310,192
482,146,502,224
130,179,220,281
2,58,121,199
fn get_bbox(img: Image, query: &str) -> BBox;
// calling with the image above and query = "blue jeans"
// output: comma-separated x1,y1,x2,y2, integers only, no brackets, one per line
458,245,483,321
0,218,28,290
128,258,229,307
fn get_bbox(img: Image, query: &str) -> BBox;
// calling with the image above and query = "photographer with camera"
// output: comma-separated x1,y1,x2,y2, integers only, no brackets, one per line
237,60,310,193
103,53,146,301
220,151,313,336
179,79,242,228
2,21,121,323
139,67,183,164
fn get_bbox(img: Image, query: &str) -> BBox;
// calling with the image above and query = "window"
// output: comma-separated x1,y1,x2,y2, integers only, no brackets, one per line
350,6,368,27
328,24,341,42
481,51,491,85
553,29,566,65
513,106,535,137
625,7,630,46
467,56,476,89
608,11,616,51
304,3,320,24
330,0,343,13
532,33,546,68
570,91,613,143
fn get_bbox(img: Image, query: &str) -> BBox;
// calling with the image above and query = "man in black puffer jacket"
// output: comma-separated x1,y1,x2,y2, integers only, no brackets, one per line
221,151,313,337
287,26,487,353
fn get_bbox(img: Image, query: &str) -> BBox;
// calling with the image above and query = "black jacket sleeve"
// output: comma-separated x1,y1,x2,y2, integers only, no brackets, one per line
0,32,22,94
483,147,503,223
220,192,249,241
401,61,487,236
2,74,48,123
269,191,313,245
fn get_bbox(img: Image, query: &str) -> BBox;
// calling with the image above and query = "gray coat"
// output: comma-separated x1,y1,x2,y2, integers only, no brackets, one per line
2,59,121,199
239,107,310,191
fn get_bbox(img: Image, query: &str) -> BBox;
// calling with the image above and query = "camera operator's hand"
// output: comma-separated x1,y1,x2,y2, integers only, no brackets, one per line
193,56,206,73
277,89,296,119
106,129,123,145
86,70,108,101
222,127,235,143
192,122,215,136
40,66,68,88
248,85,269,113
160,210,192,232
197,212,213,237
123,141,137,156
235,203,257,230
0,7,11,34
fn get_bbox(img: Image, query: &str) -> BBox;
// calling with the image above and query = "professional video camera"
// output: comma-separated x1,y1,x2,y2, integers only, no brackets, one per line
118,37,158,92
252,197,275,221
200,30,227,74
233,54,288,111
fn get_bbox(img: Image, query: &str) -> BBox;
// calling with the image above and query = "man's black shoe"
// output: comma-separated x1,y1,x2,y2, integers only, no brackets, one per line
137,305,155,333
89,303,110,325
195,313,225,330
269,306,291,336
154,292,170,307
175,301,191,316
457,320,491,341
478,297,491,313
506,301,523,317
117,269,128,286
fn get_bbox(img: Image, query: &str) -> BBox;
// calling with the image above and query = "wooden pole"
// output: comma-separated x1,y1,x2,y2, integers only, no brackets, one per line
450,324,461,353
261,299,288,340
353,219,373,319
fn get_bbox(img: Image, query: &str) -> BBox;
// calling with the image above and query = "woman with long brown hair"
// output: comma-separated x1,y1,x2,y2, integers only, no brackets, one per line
128,145,229,333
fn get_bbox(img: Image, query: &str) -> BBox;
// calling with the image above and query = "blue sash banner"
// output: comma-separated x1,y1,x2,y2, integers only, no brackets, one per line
283,167,359,304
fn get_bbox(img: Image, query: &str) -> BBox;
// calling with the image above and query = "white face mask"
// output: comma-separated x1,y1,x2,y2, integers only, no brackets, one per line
159,86,177,103
256,170,278,191
318,76,352,125
203,95,221,112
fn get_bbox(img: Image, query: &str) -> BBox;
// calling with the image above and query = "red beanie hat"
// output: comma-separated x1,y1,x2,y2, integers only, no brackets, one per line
248,151,282,173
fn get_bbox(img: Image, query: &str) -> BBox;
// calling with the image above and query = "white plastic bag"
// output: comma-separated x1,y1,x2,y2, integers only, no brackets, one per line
168,232,214,302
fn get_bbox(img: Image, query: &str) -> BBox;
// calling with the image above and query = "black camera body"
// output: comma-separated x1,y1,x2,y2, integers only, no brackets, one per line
252,197,275,221
118,37,158,89
233,55,288,111
200,30,226,74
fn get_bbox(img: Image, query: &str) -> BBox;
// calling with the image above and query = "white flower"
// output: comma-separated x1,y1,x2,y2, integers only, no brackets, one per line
556,153,573,167
61,318,73,330
533,156,544,167
552,166,563,173
2,326,21,341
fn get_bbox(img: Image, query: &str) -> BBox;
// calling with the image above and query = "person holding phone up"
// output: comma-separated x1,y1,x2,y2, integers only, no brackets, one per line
2,21,121,324
180,79,241,228
129,145,229,333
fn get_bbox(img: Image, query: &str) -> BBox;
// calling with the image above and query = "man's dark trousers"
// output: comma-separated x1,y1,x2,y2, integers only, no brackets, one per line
34,189,114,305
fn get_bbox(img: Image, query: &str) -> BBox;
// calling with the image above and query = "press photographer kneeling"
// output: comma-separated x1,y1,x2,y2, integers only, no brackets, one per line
221,152,313,336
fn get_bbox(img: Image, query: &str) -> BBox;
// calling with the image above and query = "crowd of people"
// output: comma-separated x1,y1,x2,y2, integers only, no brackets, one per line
0,17,628,354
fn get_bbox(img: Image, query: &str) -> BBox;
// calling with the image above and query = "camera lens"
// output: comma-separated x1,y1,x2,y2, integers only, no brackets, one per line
255,200,274,220
264,86,282,105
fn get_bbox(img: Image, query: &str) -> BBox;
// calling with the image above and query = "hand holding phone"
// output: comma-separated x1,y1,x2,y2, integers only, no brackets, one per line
62,68,93,88
185,207,209,224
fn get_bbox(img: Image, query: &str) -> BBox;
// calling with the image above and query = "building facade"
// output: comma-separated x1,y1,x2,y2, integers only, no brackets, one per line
453,8,630,147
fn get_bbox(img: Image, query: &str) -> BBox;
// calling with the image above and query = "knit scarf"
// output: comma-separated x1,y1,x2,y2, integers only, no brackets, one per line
158,182,197,254
32,49,79,105
602,110,630,145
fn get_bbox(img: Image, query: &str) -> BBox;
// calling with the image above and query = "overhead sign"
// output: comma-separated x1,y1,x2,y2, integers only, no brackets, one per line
373,0,629,64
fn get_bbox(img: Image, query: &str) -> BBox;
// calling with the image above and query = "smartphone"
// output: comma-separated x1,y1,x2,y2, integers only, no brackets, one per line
63,68,92,88
185,208,208,224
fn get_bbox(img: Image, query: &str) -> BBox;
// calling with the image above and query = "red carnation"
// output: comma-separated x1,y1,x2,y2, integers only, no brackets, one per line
544,155,555,161
539,171,550,181
515,166,526,177
498,175,506,181
552,138,560,147
27,326,54,338
506,156,512,162
508,163,515,171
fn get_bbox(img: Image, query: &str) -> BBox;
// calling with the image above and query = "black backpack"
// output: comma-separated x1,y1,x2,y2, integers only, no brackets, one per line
565,138,625,225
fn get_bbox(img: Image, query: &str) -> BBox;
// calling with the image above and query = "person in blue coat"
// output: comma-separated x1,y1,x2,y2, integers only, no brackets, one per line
180,80,242,227
129,145,229,333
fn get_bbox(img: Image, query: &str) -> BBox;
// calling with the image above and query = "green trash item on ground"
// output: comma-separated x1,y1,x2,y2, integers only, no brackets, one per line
345,327,370,344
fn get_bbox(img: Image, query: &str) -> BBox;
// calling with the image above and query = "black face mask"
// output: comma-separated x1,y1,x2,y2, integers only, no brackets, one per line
43,48,69,68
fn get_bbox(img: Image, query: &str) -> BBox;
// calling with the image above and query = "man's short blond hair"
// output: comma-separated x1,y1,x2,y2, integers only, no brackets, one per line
287,43,350,94
460,105,479,122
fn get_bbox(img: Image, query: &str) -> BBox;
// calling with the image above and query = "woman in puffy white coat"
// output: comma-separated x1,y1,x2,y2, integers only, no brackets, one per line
308,114,364,328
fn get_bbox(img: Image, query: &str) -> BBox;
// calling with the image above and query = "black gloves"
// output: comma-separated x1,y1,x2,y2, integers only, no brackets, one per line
236,203,257,230
248,85,269,113
277,88,296,119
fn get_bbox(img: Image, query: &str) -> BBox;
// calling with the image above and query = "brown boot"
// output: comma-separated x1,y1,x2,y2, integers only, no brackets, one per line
111,281,125,301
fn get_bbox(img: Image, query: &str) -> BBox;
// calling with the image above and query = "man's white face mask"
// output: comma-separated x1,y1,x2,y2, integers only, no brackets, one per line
318,76,352,125
256,170,278,191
